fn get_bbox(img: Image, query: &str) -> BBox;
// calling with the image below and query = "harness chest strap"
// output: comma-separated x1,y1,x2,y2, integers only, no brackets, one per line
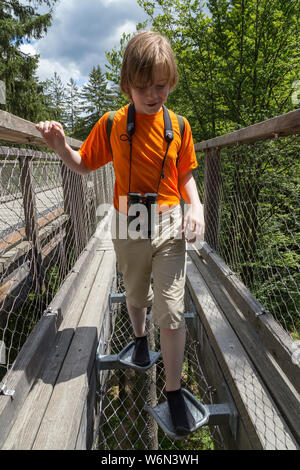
106,108,185,164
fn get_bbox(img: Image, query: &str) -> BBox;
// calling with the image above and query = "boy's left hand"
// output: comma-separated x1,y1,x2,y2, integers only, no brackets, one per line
182,204,205,243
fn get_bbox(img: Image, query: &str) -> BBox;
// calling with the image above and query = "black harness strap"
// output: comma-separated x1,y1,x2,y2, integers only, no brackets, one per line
106,110,117,158
125,103,174,194
108,104,184,194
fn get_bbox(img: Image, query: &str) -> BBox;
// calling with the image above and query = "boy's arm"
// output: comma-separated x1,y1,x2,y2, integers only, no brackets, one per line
36,120,91,175
178,170,205,242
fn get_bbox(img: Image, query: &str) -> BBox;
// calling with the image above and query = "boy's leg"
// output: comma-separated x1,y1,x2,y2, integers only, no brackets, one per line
161,326,195,435
127,301,150,366
112,208,153,366
150,207,195,434
126,301,147,337
160,326,186,391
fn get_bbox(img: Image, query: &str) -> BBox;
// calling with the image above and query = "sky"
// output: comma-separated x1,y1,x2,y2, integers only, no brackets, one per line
19,0,150,86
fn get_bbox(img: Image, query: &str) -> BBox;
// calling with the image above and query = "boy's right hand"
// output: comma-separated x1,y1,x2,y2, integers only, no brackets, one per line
35,120,66,152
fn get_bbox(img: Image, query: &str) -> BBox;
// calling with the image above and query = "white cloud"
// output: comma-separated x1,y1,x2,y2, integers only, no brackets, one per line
37,58,82,84
19,43,37,56
107,20,138,44
30,0,148,86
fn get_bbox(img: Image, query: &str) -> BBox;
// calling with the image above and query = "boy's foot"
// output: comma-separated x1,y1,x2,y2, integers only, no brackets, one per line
166,389,196,436
131,335,150,367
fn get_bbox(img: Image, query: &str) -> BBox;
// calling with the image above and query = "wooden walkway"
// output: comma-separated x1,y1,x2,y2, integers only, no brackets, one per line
0,208,299,449
0,108,299,450
0,188,63,239
0,211,116,449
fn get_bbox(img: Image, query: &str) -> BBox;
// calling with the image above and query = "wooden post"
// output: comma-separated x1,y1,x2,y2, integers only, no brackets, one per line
19,156,43,295
61,163,89,259
93,171,101,219
203,148,221,251
74,172,89,251
145,320,158,450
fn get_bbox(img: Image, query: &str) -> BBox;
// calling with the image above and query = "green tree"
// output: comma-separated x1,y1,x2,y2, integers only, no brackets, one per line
41,72,67,124
79,65,116,136
136,0,299,139
105,0,300,335
105,32,132,109
65,78,81,135
0,0,58,119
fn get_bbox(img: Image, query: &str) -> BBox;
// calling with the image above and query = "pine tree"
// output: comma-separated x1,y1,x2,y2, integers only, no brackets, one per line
79,65,116,135
65,78,81,135
0,0,58,118
41,72,67,124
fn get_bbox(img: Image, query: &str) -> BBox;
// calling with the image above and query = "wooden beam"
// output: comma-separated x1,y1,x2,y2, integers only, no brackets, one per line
0,110,82,150
186,254,299,450
32,249,116,449
189,250,300,445
1,249,105,450
0,207,64,255
195,108,300,152
0,213,113,447
196,242,300,395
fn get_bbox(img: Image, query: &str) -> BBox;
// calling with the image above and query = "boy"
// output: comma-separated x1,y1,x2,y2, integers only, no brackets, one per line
36,31,205,436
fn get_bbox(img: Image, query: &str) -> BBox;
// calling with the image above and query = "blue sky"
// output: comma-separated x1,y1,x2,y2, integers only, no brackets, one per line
20,0,148,86
20,0,209,87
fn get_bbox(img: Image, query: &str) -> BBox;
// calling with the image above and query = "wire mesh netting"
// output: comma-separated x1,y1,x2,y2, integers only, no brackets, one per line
94,273,224,451
0,146,114,381
0,127,299,450
194,135,300,340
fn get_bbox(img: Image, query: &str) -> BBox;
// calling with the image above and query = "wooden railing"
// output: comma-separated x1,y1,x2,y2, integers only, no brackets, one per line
0,108,299,450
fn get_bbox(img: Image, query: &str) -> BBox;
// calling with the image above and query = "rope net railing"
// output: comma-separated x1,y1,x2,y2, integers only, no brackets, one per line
0,146,114,381
194,135,300,340
94,273,224,451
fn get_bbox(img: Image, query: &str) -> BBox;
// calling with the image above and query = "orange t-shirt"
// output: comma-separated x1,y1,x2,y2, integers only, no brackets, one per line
78,104,198,213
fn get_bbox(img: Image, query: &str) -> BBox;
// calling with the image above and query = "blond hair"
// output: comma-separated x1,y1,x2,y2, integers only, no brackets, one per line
120,31,178,100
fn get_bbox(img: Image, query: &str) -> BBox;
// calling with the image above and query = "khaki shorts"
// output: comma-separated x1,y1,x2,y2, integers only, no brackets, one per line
111,204,186,329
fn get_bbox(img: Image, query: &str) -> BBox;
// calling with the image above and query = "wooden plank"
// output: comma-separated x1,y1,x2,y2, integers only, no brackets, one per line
189,250,300,445
0,228,65,305
198,242,300,394
0,207,64,256
0,313,58,448
0,262,31,305
0,212,113,446
0,110,82,150
0,215,68,276
47,207,114,318
185,254,299,450
2,249,105,450
32,249,116,449
185,297,252,450
75,320,107,450
195,108,300,151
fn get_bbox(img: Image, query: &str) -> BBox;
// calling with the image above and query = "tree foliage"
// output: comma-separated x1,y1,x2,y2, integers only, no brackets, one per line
0,0,298,335
105,0,299,334
0,0,58,119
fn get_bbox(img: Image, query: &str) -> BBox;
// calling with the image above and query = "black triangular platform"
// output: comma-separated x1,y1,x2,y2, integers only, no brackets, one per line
144,388,209,440
97,341,161,372
118,341,161,371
